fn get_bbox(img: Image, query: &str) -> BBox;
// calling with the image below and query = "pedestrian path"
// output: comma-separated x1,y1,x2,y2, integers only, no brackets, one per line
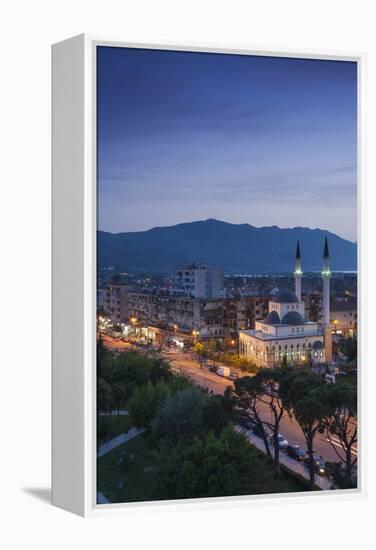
97,427,145,458
235,425,334,491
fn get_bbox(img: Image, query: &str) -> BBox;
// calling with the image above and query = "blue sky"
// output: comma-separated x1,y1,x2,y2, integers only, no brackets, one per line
97,47,357,241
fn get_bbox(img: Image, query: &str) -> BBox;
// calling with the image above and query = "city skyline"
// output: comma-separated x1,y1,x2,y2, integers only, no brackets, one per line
97,47,357,241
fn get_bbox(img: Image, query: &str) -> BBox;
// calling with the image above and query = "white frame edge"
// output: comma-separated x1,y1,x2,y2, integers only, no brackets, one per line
52,34,366,517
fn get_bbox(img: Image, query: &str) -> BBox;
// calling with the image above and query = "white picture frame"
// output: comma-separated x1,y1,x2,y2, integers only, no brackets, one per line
52,34,366,517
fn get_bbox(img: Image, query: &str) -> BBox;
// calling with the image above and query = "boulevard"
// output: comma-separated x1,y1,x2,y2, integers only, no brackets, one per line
101,335,357,466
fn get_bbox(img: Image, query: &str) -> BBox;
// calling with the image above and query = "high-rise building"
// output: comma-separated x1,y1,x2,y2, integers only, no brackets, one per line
175,263,224,298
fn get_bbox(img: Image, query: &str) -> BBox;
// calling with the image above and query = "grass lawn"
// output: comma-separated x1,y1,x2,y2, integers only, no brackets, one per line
97,431,307,504
97,414,133,444
97,433,158,503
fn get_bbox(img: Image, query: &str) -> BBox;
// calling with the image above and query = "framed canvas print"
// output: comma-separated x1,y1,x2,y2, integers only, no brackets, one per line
52,35,365,517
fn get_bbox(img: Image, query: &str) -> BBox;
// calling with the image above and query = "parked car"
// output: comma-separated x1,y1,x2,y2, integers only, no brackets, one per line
238,417,253,430
286,445,306,461
208,365,218,373
228,373,239,381
269,433,289,451
253,424,267,438
304,455,328,476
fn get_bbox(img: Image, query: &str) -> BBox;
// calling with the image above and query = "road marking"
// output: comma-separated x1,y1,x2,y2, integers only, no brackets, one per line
324,436,358,456
329,435,357,453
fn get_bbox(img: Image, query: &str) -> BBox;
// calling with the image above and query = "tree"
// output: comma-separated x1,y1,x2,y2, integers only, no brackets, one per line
339,336,357,363
97,378,112,440
194,342,206,367
109,351,154,399
149,356,173,384
97,333,113,379
111,382,127,420
97,378,112,412
321,383,357,483
279,370,328,489
127,381,170,428
153,427,272,500
253,368,288,475
234,376,272,459
201,394,230,435
151,388,206,441
222,386,235,415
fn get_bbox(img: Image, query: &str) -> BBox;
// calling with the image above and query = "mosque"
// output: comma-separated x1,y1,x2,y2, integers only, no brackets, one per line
239,238,332,368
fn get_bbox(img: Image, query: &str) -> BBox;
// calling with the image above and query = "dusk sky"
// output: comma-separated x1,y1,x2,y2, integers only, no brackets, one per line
97,47,357,242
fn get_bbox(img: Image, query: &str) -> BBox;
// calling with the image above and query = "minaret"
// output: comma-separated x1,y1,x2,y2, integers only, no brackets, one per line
322,236,331,327
322,236,332,362
294,240,302,301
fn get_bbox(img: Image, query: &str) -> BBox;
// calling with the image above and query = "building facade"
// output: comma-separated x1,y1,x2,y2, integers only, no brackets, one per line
97,284,129,323
330,298,357,337
239,240,332,367
122,292,270,339
174,263,224,298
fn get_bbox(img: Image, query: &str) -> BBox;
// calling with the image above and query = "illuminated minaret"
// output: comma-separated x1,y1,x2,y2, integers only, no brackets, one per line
294,240,302,301
322,236,331,327
322,236,332,363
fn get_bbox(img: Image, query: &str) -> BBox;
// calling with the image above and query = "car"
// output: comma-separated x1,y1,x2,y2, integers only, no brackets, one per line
228,373,239,381
238,417,253,430
304,455,328,476
286,444,306,461
252,424,267,438
208,365,218,373
269,433,289,451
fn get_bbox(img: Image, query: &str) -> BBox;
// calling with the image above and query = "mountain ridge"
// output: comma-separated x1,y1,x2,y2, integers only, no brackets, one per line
97,219,357,274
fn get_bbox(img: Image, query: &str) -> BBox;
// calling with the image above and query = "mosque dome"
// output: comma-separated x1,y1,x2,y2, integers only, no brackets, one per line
274,289,299,303
264,311,280,324
281,311,304,325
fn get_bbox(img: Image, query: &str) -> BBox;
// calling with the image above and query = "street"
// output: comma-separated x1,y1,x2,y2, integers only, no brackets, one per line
165,350,358,465
100,334,133,351
101,336,357,466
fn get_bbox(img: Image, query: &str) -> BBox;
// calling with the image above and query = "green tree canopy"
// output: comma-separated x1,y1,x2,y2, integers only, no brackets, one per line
151,388,207,441
128,381,170,428
154,427,272,500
